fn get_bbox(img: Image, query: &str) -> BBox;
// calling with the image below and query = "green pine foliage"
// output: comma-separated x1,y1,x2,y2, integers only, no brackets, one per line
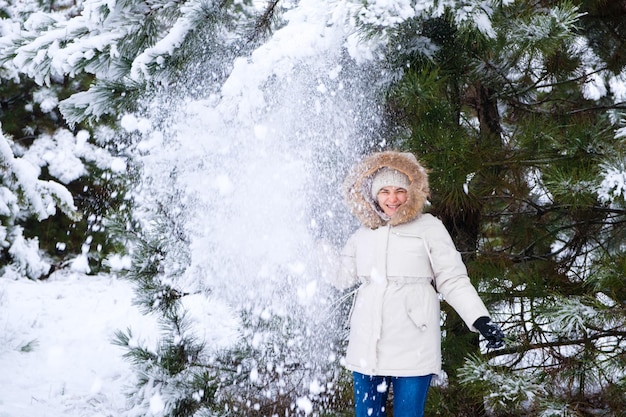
113,210,220,416
114,316,222,417
381,1,626,415
0,0,134,278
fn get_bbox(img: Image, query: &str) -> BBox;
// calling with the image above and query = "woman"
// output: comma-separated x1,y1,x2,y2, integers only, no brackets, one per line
334,151,504,417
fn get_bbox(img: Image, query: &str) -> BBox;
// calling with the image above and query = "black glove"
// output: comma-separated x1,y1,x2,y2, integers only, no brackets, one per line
473,316,505,349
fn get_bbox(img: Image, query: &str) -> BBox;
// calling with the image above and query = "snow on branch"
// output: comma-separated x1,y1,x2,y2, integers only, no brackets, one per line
542,296,603,338
3,9,123,86
458,354,545,412
59,79,147,125
598,157,626,204
507,3,582,51
353,0,501,46
1,127,78,279
0,128,77,221
130,14,193,81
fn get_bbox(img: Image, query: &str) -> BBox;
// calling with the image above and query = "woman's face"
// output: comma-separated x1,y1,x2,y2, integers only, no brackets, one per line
376,186,408,217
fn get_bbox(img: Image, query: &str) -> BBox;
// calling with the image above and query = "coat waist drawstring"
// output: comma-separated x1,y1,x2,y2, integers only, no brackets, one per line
360,276,433,285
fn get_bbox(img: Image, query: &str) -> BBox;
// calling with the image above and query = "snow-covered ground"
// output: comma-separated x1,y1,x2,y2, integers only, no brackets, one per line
0,272,156,417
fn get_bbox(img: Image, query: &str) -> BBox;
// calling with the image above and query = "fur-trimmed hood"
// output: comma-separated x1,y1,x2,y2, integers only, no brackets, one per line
343,151,430,229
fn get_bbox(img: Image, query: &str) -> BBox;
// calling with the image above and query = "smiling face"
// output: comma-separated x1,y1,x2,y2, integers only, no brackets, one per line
376,186,408,217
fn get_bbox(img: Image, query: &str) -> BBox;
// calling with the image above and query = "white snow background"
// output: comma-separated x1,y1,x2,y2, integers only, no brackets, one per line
0,271,159,417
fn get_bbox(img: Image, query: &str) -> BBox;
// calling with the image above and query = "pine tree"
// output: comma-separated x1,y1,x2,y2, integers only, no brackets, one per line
0,0,129,277
378,1,626,415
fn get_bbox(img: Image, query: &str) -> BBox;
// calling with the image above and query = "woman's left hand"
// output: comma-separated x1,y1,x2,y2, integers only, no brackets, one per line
473,316,505,349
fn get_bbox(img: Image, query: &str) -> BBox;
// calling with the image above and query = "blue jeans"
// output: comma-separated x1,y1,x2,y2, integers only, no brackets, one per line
353,372,432,417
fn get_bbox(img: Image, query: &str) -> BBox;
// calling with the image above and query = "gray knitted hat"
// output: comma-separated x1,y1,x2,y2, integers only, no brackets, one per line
370,167,411,198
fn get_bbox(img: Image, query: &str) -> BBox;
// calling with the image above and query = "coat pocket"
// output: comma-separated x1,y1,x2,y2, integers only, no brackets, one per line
405,285,438,332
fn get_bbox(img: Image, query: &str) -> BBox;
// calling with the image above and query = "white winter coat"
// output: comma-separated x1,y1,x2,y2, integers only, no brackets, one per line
334,151,490,377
